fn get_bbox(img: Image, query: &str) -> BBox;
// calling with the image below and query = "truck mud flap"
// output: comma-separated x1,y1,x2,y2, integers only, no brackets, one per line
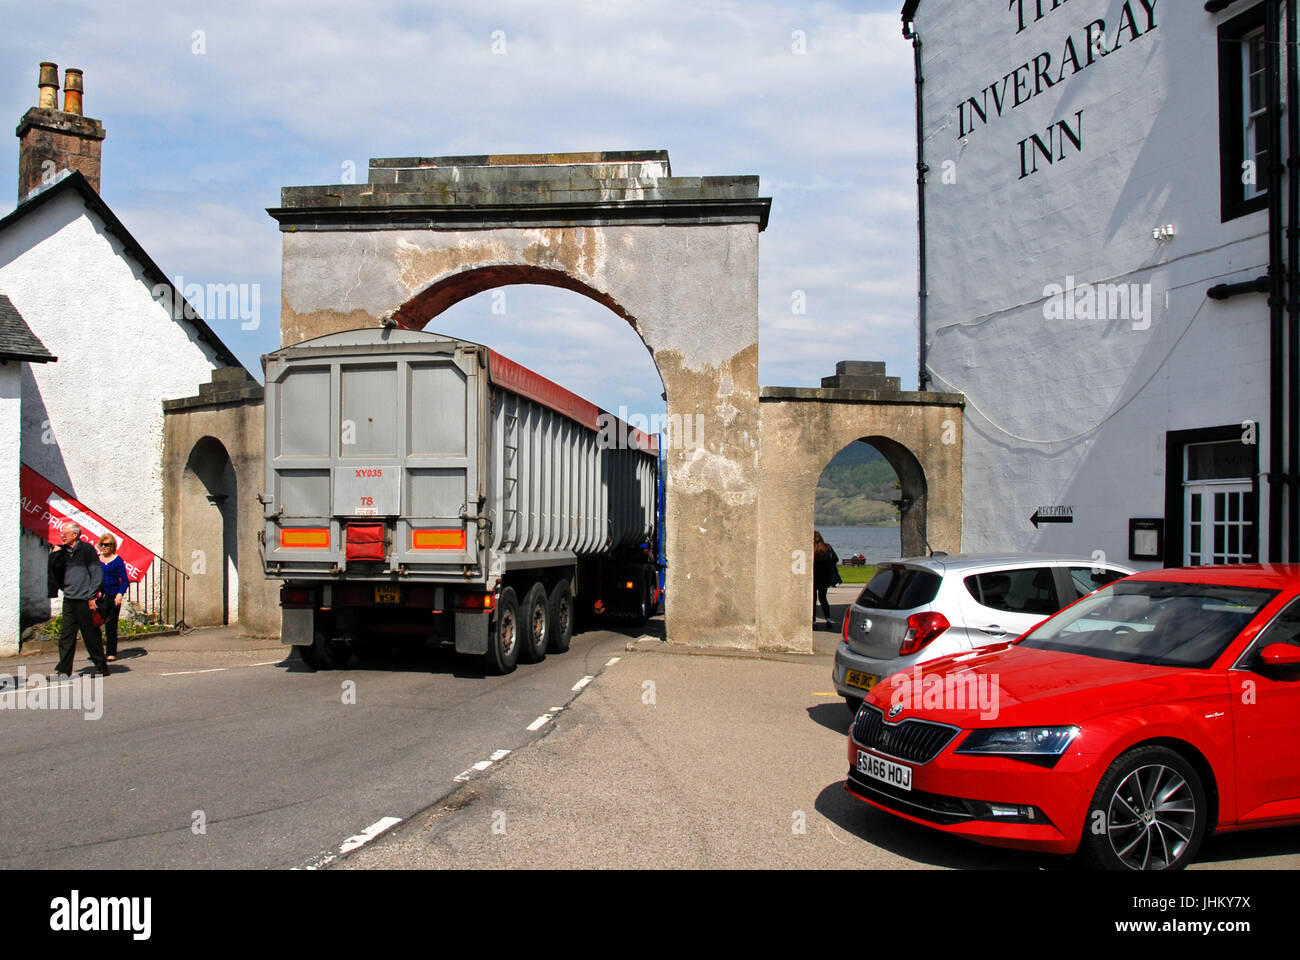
282,607,314,646
454,611,490,655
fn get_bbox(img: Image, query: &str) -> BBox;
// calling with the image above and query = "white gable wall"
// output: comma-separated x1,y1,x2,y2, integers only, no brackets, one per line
914,0,1270,565
0,188,226,619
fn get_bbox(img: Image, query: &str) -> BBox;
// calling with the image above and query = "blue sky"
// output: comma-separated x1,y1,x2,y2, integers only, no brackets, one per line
1,0,918,418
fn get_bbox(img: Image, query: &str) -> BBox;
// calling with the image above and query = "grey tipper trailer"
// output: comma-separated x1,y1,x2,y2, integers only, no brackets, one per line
262,327,660,674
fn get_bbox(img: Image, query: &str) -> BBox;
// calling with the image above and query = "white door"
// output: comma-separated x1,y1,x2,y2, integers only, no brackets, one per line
1184,483,1254,565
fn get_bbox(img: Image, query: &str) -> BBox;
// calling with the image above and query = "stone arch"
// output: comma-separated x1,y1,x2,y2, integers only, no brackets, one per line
180,436,238,626
273,153,770,648
756,391,964,652
391,264,642,340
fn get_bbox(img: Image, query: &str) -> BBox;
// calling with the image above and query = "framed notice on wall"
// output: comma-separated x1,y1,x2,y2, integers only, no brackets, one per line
1129,518,1164,561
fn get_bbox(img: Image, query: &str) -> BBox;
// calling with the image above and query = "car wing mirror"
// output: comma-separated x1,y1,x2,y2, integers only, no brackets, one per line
1259,642,1300,671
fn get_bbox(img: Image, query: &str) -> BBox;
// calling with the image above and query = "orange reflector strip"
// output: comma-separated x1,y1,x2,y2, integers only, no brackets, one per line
412,529,467,550
281,528,330,549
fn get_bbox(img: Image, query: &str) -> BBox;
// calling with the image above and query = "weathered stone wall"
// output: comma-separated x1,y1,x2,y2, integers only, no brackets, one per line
163,371,279,636
757,390,964,653
279,222,762,649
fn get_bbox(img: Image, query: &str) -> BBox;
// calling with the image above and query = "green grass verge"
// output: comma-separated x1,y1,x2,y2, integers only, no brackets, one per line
34,615,170,640
836,565,877,584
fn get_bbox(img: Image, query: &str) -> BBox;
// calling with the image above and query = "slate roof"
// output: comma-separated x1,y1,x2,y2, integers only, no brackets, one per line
0,292,55,363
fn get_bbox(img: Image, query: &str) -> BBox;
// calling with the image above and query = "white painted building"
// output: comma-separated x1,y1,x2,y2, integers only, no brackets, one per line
0,65,243,648
902,0,1291,568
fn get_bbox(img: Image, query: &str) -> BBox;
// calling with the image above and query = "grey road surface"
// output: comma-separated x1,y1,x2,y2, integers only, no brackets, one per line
0,625,631,869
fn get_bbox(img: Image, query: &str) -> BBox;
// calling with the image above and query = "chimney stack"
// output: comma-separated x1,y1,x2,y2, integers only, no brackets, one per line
15,62,106,201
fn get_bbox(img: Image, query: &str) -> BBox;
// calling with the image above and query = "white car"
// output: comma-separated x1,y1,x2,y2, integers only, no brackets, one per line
832,553,1135,711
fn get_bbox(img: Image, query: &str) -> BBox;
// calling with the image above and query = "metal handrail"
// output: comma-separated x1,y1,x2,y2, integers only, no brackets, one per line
124,555,189,629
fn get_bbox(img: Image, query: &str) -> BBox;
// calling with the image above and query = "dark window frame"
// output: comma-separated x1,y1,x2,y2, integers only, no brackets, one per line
1218,3,1270,222
1164,425,1260,567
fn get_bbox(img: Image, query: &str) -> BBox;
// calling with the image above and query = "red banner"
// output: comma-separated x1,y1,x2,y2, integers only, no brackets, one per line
19,464,155,583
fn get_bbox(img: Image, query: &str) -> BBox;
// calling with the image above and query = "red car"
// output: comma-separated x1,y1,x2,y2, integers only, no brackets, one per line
845,565,1300,869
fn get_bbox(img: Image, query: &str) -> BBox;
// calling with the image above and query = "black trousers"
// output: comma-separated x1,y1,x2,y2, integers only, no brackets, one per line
814,584,832,622
57,598,106,675
98,595,122,657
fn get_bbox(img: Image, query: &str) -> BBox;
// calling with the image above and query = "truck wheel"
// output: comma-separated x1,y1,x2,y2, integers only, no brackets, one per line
548,579,573,654
630,575,651,627
519,583,549,664
303,630,350,671
483,587,519,675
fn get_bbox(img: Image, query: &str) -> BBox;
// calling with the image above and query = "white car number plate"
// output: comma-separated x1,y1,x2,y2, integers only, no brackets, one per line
857,750,912,792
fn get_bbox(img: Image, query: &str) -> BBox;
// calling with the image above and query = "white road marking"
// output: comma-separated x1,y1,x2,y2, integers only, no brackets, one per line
605,656,621,666
572,675,594,691
296,852,336,870
338,816,402,855
549,706,564,712
159,668,227,676
455,749,512,781
527,714,552,731
249,660,282,666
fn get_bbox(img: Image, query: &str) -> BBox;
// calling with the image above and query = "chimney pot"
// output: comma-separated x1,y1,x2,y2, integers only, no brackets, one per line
37,62,58,110
63,68,84,116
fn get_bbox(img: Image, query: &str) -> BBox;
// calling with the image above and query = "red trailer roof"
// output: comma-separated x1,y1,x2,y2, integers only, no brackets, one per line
487,349,659,454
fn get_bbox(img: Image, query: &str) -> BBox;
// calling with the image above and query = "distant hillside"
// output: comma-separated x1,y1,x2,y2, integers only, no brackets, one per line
816,442,900,526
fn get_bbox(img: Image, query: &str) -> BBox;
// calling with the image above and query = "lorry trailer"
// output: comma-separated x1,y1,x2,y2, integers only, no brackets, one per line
261,327,661,673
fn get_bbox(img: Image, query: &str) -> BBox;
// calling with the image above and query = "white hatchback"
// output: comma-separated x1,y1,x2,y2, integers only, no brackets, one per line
832,553,1135,711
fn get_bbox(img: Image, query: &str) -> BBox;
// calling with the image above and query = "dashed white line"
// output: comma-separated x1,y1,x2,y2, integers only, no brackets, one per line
572,675,594,691
159,668,227,676
605,656,622,666
527,714,552,731
338,816,402,855
454,749,512,781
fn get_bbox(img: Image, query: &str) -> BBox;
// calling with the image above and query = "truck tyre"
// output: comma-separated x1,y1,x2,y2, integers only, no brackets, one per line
630,573,651,627
519,583,549,664
548,579,573,654
302,630,350,671
484,587,519,675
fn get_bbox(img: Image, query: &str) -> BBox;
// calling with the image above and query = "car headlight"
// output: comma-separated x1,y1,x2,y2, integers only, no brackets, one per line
955,725,1080,757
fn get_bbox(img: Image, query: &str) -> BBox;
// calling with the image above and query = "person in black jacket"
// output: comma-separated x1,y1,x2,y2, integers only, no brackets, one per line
48,523,109,677
813,530,841,630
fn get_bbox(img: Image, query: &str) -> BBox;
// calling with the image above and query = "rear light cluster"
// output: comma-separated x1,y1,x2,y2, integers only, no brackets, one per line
454,592,495,612
899,612,950,656
281,586,315,606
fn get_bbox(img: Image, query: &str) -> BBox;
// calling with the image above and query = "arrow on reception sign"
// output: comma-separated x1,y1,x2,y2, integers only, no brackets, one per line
1031,506,1074,528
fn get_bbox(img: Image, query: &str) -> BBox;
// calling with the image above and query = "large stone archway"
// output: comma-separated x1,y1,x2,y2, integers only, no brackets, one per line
270,151,771,649
757,383,965,653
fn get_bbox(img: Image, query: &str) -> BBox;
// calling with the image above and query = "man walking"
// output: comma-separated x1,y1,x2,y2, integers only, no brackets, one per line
48,523,109,677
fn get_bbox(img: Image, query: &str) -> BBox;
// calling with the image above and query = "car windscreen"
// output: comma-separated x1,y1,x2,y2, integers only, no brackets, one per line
1019,580,1277,668
855,565,941,611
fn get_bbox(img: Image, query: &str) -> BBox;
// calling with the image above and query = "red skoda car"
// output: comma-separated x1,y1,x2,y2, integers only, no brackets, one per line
845,565,1300,869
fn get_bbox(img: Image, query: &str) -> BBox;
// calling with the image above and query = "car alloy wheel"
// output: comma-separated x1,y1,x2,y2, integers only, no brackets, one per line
1082,745,1205,870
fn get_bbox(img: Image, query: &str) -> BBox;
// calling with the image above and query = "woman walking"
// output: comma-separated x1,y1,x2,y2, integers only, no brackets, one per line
97,534,128,661
813,530,841,630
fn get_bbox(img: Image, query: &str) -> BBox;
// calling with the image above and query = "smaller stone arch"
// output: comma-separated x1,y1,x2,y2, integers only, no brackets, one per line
181,436,238,626
756,383,964,652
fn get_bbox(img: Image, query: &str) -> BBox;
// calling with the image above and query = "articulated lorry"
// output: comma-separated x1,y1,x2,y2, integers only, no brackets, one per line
261,327,661,673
